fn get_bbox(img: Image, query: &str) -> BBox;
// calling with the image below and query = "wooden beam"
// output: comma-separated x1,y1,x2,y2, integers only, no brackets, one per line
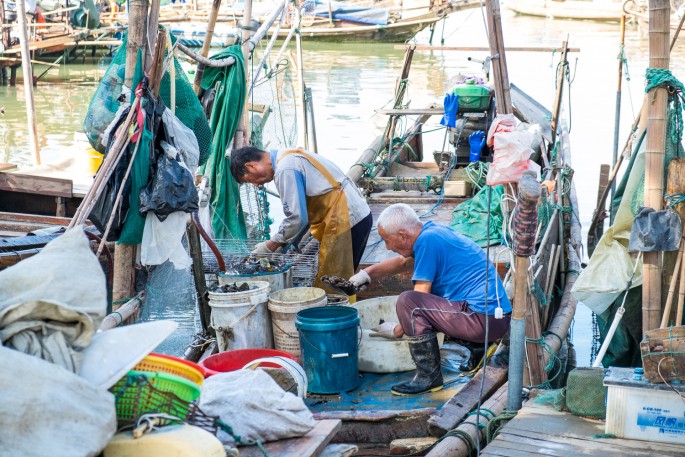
428,358,508,435
393,45,580,53
0,173,72,198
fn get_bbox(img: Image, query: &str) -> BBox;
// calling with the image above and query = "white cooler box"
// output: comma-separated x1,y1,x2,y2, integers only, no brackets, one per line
604,366,685,444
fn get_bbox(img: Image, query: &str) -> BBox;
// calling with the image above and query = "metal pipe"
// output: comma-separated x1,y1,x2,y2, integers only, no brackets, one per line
248,0,287,99
507,317,526,410
16,0,41,165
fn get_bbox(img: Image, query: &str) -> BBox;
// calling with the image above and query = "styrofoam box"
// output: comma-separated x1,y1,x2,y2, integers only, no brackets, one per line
604,367,685,444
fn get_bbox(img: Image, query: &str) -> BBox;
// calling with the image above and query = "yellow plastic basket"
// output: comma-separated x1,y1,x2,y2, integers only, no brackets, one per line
134,354,204,386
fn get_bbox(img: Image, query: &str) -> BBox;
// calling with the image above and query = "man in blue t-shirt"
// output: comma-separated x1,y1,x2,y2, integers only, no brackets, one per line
349,203,511,395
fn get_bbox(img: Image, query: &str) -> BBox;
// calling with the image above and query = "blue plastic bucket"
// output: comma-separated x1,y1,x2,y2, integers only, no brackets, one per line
295,306,360,394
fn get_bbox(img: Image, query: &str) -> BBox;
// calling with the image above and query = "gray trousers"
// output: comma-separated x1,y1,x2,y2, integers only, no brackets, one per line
396,291,510,343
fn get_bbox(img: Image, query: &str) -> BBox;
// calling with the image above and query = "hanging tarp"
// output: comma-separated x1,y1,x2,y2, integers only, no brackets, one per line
314,0,389,25
574,108,685,367
200,45,248,240
450,185,504,247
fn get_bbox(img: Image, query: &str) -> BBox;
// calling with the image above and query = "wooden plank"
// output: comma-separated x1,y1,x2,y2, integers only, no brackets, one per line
316,408,434,444
393,45,581,53
427,360,508,435
240,419,341,457
0,163,17,172
375,108,444,116
4,34,77,54
0,173,72,197
497,402,685,455
0,234,61,251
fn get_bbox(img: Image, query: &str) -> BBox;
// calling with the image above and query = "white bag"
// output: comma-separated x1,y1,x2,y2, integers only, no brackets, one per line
199,370,315,446
0,347,116,457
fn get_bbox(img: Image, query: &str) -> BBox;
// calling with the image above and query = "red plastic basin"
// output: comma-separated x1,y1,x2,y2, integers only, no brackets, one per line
199,348,297,377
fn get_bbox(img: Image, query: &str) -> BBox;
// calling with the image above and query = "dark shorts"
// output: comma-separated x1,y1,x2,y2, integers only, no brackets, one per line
351,212,373,271
396,290,511,342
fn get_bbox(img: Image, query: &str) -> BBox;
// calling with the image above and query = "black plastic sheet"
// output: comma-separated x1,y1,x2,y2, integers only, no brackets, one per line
628,207,682,252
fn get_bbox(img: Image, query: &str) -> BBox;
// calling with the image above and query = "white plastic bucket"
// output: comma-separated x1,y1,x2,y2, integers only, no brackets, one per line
267,287,327,359
208,281,272,352
356,296,444,373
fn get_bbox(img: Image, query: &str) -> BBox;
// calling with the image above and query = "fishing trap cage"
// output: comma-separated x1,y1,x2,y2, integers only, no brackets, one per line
202,238,319,287
640,326,685,384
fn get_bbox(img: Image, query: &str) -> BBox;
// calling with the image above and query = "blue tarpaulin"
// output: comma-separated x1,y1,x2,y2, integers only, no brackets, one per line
314,0,389,25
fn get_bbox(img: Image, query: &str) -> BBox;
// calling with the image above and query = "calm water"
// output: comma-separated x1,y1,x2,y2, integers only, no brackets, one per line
2,8,684,362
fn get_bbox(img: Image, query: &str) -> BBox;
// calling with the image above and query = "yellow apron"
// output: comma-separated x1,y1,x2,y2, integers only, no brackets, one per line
278,149,355,290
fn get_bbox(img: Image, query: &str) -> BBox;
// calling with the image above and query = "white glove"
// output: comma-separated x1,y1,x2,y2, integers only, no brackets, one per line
349,269,371,288
251,241,274,255
369,321,400,339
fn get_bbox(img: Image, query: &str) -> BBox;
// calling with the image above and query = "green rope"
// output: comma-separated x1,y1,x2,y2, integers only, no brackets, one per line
441,428,478,454
216,419,269,456
524,335,564,388
486,410,518,443
645,68,685,144
467,407,497,421
465,161,489,190
665,193,685,208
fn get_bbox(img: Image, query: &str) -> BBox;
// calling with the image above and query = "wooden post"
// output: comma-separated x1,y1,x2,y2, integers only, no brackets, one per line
662,159,685,327
114,0,148,303
0,0,11,53
16,0,41,166
294,0,308,149
484,0,512,115
145,0,162,70
642,0,670,335
192,0,222,95
549,39,569,149
232,0,253,150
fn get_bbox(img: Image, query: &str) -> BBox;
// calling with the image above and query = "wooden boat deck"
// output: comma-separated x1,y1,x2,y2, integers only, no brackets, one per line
240,419,342,457
482,401,685,457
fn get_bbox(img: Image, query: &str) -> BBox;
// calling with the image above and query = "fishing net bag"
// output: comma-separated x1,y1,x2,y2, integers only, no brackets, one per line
565,367,607,419
83,31,212,165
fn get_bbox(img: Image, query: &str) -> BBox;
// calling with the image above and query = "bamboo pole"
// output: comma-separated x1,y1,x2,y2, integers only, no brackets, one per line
549,39,569,149
99,292,145,330
294,0,308,149
192,0,222,95
145,0,162,71
611,15,627,207
114,0,148,303
0,0,11,52
542,242,580,363
231,0,253,150
426,383,508,457
642,0,670,335
661,245,682,328
484,0,512,115
16,0,41,166
676,246,685,326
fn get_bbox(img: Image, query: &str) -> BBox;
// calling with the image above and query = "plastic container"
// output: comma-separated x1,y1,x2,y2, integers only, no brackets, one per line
110,371,201,422
219,267,293,294
605,366,685,444
208,281,272,352
199,348,297,376
134,353,205,386
295,306,360,394
356,296,444,373
453,83,492,112
268,287,327,359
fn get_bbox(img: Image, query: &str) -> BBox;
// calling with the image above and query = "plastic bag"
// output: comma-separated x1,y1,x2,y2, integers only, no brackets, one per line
486,124,538,186
88,108,133,241
139,148,199,221
141,211,192,269
486,113,517,147
628,207,682,252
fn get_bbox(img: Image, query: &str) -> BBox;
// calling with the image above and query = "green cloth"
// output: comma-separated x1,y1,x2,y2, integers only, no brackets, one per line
200,46,247,240
118,51,151,245
451,185,504,247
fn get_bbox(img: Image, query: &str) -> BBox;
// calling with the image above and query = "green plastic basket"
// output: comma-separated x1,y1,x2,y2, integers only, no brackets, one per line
110,370,201,422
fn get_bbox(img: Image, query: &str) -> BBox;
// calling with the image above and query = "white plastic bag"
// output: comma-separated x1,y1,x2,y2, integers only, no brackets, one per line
141,211,192,269
199,369,315,446
0,228,107,371
0,347,117,457
486,125,537,186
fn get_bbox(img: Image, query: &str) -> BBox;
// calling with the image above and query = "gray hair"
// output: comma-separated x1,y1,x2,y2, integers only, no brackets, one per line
377,203,422,234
